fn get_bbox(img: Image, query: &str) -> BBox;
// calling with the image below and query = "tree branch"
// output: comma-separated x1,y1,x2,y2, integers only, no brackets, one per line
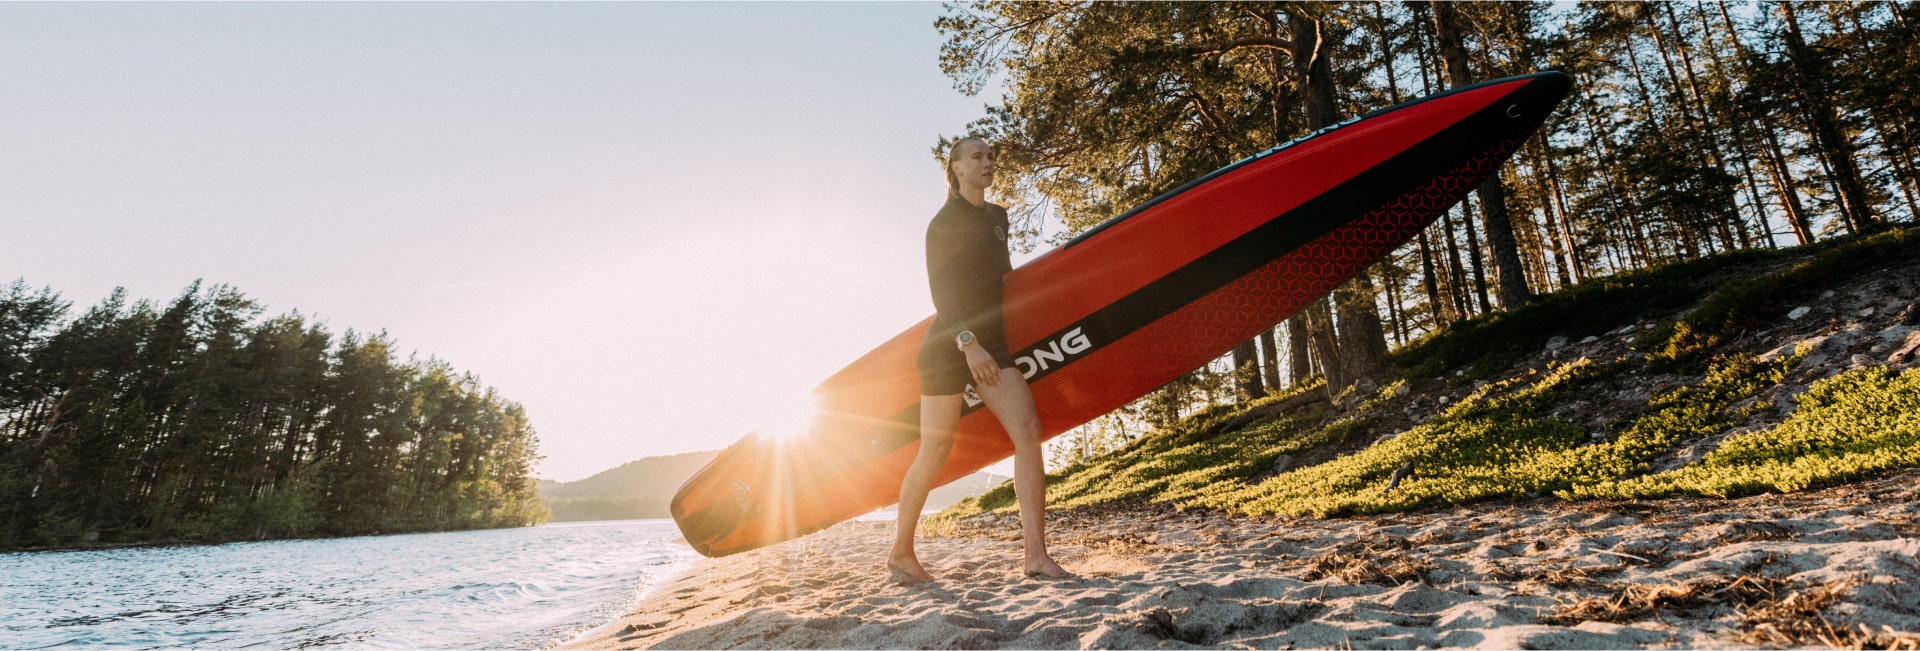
1190,36,1296,59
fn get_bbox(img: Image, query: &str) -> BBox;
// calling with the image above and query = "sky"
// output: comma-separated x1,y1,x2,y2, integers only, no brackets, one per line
1,2,1029,482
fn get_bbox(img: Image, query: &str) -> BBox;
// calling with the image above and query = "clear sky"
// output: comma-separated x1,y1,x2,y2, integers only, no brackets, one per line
1,2,1024,482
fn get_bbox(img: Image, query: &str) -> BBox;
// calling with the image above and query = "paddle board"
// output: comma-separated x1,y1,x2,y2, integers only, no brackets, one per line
672,71,1572,557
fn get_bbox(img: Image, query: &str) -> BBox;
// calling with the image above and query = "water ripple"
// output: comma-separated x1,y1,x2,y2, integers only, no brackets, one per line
0,519,699,649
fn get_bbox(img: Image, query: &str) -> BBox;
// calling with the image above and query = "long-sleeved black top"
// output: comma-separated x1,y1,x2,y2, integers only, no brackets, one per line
925,195,1013,353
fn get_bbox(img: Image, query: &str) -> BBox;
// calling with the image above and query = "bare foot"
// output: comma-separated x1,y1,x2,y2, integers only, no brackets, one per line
887,555,935,584
1023,556,1073,579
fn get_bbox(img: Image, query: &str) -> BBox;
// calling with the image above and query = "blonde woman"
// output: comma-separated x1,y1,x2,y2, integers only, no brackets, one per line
888,137,1072,583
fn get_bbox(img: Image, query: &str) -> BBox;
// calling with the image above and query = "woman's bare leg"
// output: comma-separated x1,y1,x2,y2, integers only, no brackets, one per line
976,367,1071,577
890,394,961,583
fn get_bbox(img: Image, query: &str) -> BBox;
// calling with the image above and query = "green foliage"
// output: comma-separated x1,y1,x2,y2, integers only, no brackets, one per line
1201,360,1599,517
1391,250,1775,379
1573,367,1920,500
945,338,1842,522
1642,229,1920,371
0,281,548,549
1200,352,1787,517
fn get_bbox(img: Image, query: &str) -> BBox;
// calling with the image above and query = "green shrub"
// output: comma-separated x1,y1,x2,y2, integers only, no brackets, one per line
1573,367,1920,499
1642,228,1920,371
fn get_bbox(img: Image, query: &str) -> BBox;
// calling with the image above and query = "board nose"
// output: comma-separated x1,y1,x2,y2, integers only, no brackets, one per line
1499,71,1572,127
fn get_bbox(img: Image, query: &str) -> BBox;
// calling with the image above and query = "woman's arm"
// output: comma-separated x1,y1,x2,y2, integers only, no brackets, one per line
926,212,1003,388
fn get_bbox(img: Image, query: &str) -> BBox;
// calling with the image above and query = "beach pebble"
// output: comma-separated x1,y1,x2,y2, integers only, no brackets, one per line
1578,335,1598,344
1545,336,1568,352
1789,306,1813,320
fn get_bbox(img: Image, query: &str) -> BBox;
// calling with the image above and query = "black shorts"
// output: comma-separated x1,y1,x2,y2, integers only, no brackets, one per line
917,329,1016,396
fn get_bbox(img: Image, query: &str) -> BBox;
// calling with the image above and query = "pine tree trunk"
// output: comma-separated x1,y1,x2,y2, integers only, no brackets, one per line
1458,199,1494,313
1258,328,1282,391
1285,313,1313,386
1430,0,1532,308
1232,340,1265,400
1759,121,1816,244
1524,148,1572,287
1440,207,1472,317
1417,229,1447,326
1780,1,1877,232
1332,274,1388,406
1291,6,1387,394
1304,299,1340,390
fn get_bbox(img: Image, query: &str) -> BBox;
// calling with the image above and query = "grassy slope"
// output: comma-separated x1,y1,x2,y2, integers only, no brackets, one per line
941,227,1920,521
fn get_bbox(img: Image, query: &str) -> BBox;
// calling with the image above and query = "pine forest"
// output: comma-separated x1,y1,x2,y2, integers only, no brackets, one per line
0,281,547,548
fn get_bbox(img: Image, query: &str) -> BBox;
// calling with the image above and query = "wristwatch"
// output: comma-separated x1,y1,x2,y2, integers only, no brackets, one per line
955,330,976,351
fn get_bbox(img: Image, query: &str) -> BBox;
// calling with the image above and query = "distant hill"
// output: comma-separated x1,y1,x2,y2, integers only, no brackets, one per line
538,450,1009,522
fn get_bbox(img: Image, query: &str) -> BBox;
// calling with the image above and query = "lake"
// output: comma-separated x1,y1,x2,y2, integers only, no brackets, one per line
0,519,700,649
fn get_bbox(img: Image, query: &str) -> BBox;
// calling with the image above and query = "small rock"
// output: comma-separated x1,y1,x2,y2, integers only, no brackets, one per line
1545,336,1568,351
1777,385,1809,411
1878,325,1915,343
1642,323,1658,330
1860,307,1877,318
1796,352,1830,371
1578,335,1598,344
1271,454,1294,474
1788,306,1812,320
1394,384,1411,397
1851,353,1875,367
1892,331,1920,362
81,531,100,543
1438,396,1451,404
1757,341,1799,363
1821,290,1836,299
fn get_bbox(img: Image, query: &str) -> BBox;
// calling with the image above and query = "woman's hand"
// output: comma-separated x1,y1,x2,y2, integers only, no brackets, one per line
963,344,1001,388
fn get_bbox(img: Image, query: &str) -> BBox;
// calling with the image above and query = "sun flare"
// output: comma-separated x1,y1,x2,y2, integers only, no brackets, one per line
757,393,823,444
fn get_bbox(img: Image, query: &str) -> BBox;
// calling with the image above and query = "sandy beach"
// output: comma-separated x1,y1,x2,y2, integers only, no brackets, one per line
566,466,1920,649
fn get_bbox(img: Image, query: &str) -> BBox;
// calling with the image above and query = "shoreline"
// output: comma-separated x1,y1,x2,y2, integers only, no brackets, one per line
565,467,1920,649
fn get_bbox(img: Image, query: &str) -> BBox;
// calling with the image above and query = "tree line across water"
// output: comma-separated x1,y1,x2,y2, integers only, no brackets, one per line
939,1,1920,457
0,281,546,548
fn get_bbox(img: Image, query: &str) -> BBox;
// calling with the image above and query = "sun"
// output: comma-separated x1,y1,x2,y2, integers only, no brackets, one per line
757,393,822,444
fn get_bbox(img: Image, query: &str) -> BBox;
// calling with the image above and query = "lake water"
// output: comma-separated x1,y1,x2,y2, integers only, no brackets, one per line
0,519,701,649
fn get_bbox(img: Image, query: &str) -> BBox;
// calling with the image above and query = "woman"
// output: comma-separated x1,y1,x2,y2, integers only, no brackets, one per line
888,136,1072,583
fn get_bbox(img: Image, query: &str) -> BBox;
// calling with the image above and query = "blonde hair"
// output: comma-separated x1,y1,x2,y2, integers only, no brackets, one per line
945,136,989,200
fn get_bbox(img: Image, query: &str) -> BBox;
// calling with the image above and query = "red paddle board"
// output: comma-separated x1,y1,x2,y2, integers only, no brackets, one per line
672,72,1571,557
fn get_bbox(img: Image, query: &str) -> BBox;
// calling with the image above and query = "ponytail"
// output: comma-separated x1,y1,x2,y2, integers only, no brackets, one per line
943,136,987,201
